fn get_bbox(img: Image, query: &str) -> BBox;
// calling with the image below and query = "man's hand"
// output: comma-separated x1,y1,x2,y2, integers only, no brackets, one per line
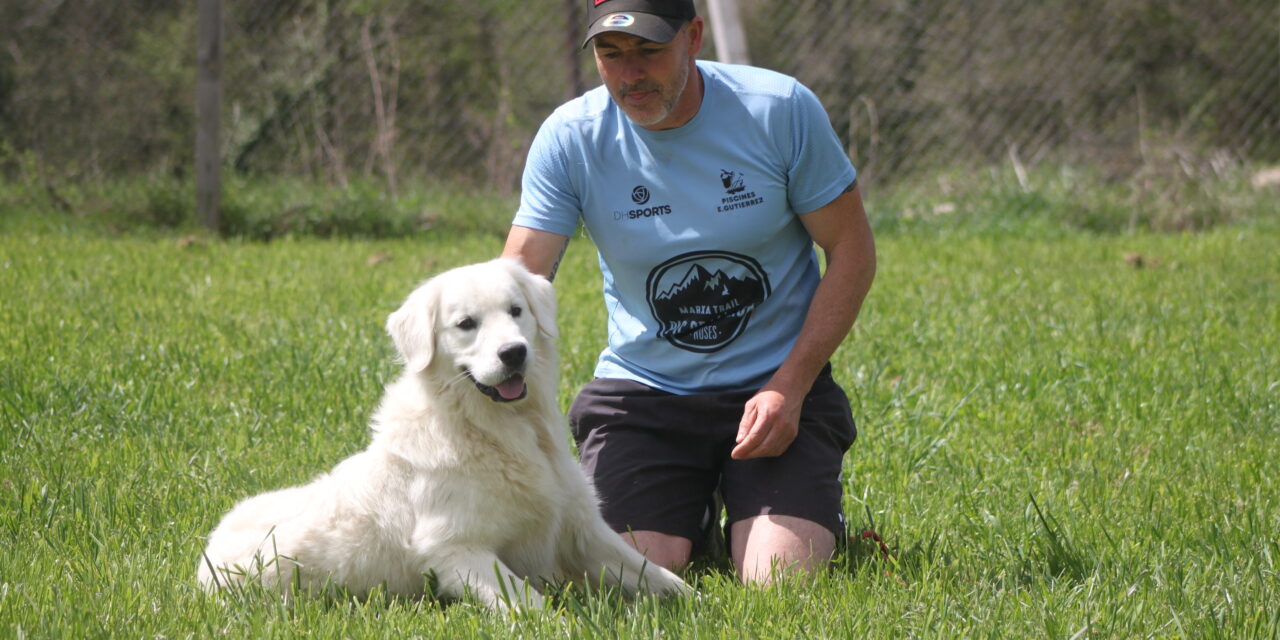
731,389,804,459
732,186,875,460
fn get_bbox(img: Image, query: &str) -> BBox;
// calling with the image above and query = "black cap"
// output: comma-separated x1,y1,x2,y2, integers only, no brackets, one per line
583,0,697,48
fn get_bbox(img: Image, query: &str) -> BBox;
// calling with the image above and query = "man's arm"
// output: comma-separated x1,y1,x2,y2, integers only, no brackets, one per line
731,185,876,460
503,225,571,281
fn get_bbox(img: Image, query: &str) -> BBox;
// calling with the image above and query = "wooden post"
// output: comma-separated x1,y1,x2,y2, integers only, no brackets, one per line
705,0,750,65
196,0,223,230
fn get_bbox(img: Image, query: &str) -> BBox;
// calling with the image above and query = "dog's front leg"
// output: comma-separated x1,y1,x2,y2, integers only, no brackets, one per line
427,552,545,612
567,516,693,597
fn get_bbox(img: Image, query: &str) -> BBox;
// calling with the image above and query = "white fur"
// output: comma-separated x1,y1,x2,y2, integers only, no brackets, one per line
197,258,689,610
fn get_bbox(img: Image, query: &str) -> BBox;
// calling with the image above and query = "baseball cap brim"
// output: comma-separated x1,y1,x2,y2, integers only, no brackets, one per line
582,12,686,48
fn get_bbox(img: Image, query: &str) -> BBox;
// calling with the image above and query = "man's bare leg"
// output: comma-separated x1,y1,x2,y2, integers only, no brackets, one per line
620,530,693,572
730,514,835,585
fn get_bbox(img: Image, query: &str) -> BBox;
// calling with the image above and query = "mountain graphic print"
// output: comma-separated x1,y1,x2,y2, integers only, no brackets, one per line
645,251,771,353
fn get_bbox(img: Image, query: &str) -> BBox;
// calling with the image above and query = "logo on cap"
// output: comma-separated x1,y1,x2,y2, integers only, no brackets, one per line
602,13,636,27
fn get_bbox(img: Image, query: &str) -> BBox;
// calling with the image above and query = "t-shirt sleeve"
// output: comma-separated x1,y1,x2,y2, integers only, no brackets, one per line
785,84,858,215
512,116,581,237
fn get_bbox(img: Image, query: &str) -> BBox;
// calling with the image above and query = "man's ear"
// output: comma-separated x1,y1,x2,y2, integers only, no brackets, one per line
686,16,705,56
386,282,436,373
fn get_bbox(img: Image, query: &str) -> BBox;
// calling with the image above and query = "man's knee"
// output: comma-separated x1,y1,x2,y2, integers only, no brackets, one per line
729,514,836,584
620,530,694,572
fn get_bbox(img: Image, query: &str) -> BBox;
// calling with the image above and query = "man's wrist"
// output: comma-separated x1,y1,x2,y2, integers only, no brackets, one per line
763,361,823,399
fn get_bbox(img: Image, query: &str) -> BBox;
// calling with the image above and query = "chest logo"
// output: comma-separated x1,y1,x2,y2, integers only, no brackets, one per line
645,250,771,353
720,170,746,193
717,169,764,212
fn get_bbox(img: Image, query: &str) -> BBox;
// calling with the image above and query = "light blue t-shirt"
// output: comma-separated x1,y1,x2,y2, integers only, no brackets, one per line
514,61,857,394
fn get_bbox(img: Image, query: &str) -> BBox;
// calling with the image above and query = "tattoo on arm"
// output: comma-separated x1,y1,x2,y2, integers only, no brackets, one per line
547,237,570,283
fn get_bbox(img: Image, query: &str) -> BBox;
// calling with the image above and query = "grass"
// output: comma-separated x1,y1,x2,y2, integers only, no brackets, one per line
2,198,1278,637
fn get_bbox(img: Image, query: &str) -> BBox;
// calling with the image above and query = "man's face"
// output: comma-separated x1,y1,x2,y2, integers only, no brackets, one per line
591,20,701,130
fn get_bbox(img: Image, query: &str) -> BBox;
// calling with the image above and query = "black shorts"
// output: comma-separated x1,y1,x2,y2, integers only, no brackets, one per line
568,365,857,541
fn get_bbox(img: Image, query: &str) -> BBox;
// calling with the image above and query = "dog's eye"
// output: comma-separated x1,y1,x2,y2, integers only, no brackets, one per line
456,317,477,331
510,305,522,318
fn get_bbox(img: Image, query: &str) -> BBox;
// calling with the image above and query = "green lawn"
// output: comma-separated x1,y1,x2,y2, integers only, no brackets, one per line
1,223,1277,638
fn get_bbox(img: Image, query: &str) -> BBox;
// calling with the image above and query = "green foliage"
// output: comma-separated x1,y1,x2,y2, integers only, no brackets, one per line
3,1,1274,193
217,0,567,190
0,2,195,177
0,170,519,241
1,223,1277,637
867,160,1279,235
749,0,1280,183
3,154,1274,241
221,179,413,240
219,177,518,239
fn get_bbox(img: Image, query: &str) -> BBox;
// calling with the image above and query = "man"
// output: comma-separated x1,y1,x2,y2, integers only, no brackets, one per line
502,0,875,584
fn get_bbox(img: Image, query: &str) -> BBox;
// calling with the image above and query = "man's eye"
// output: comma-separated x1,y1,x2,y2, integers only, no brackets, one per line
510,306,523,318
457,317,477,330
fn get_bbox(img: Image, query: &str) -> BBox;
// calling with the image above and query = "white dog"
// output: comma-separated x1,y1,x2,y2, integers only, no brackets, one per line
198,258,689,610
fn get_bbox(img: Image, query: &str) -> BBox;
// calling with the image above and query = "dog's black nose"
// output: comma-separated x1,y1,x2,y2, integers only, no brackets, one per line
498,343,527,367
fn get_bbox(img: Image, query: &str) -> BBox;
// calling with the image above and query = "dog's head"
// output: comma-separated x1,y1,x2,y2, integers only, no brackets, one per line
386,258,557,403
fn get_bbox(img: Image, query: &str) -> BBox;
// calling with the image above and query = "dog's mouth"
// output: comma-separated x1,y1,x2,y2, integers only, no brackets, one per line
466,371,527,402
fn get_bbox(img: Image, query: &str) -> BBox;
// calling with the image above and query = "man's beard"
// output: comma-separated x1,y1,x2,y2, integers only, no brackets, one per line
614,61,690,128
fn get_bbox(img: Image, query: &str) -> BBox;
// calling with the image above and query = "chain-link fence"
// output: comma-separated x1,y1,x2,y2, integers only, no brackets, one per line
2,0,1277,195
750,0,1280,187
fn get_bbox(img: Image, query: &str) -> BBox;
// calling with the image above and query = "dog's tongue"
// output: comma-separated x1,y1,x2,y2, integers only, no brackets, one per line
496,375,526,400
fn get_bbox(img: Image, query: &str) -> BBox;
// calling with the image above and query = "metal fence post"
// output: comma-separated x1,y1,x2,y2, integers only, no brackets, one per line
706,0,750,65
197,0,223,230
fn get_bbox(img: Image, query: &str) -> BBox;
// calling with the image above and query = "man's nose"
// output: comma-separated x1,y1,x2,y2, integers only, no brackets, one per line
618,56,647,83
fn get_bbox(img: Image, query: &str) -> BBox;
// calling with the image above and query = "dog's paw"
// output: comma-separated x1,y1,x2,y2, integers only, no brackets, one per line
646,568,694,597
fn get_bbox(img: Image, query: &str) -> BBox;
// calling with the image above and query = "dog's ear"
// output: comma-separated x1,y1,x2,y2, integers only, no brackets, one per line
507,259,558,340
386,282,436,373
